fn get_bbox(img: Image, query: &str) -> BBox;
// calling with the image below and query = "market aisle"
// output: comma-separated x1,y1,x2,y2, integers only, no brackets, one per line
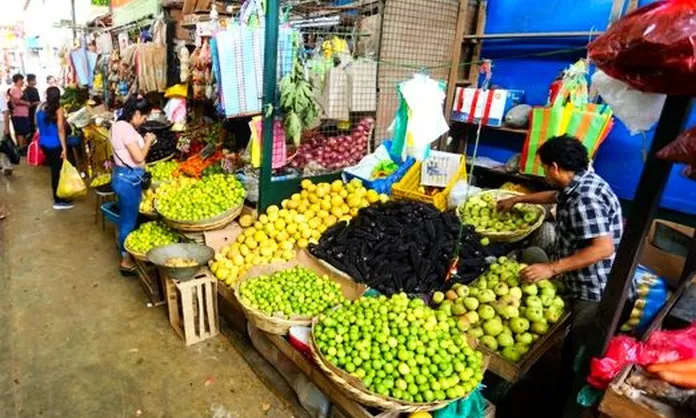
0,166,295,418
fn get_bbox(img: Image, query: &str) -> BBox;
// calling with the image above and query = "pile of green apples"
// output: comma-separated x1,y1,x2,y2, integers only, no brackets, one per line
459,192,540,234
314,293,485,403
157,174,246,222
432,257,565,362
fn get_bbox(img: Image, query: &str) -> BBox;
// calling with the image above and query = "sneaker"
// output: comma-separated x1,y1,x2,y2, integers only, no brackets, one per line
53,202,74,210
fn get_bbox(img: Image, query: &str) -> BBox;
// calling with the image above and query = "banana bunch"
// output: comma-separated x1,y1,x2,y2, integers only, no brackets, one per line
280,57,320,146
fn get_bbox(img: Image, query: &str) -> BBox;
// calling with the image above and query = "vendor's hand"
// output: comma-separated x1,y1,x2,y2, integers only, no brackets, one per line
496,197,519,212
521,263,555,283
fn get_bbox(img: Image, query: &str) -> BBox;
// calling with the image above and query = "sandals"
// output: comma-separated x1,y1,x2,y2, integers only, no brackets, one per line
119,265,137,277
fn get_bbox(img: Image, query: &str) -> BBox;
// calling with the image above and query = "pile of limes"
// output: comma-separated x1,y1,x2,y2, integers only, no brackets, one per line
157,174,245,221
239,267,346,318
212,178,388,287
314,293,485,403
147,160,179,182
125,221,180,254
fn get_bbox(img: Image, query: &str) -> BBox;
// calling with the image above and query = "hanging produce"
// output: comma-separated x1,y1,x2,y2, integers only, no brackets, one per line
310,201,501,295
288,117,373,171
279,46,321,146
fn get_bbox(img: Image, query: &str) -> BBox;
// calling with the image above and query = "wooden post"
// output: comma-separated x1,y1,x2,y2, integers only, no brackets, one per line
562,95,693,417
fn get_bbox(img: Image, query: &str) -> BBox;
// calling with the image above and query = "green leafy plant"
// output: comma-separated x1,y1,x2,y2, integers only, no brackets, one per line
279,43,320,146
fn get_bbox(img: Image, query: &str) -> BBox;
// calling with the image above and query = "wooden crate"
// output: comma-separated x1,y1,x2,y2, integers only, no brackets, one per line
599,366,689,418
164,269,219,346
133,258,166,307
481,311,571,383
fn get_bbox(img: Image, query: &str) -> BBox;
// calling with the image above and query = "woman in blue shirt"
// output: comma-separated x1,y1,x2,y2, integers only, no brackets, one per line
36,87,71,210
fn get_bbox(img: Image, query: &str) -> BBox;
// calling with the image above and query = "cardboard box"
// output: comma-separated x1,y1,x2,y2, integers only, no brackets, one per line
451,87,524,127
639,219,694,288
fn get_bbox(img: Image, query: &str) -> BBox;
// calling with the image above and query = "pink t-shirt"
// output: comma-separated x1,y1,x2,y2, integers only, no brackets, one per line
110,120,145,167
9,85,28,117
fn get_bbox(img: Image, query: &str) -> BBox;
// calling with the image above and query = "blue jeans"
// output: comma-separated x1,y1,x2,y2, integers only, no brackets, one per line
111,165,144,256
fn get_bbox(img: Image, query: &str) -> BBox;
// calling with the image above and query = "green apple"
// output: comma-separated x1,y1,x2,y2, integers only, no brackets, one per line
464,311,480,325
494,282,509,296
516,332,534,345
531,320,550,335
513,342,530,355
456,316,471,332
497,332,514,347
501,346,521,362
545,307,562,324
467,327,484,339
487,275,500,288
525,306,544,323
452,302,467,316
469,288,480,297
475,278,488,290
500,305,519,320
478,304,496,320
509,317,530,334
501,271,519,287
521,283,538,296
456,285,470,298
477,289,496,304
438,300,453,315
509,287,523,300
463,297,480,311
526,295,543,309
551,296,565,309
480,335,498,351
446,290,458,301
482,318,504,337
537,279,553,289
432,291,445,304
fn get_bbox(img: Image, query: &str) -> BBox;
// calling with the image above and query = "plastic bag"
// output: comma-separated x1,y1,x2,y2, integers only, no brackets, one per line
657,126,696,166
0,134,20,165
587,335,640,389
433,388,487,418
448,180,482,210
57,160,87,199
638,322,696,365
504,104,532,128
26,133,45,166
590,70,666,135
588,0,696,95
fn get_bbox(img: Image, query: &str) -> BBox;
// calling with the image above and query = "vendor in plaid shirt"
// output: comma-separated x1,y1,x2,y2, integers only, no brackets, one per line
498,135,631,412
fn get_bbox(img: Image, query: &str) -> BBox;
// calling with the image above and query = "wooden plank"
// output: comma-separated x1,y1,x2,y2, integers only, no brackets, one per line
469,0,487,87
444,1,473,128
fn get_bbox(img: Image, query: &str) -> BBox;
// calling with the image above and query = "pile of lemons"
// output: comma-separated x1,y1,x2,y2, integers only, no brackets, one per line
211,178,388,287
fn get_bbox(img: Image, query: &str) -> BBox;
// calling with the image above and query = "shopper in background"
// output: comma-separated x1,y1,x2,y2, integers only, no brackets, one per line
110,95,154,275
36,86,71,211
0,91,14,176
24,74,41,137
497,135,630,414
8,74,31,150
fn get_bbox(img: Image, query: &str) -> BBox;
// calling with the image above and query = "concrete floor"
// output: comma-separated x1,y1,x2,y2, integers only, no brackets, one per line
0,165,297,418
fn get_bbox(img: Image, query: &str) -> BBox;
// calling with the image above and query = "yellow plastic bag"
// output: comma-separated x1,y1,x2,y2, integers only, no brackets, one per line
57,160,87,199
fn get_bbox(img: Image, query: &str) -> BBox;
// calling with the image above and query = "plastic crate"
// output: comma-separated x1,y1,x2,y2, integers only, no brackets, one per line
101,201,120,225
392,156,467,211
342,141,416,195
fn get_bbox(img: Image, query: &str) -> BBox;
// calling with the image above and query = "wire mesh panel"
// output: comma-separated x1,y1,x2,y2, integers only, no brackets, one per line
375,0,460,141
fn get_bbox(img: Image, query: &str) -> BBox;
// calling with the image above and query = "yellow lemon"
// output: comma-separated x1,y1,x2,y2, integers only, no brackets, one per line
268,212,279,222
339,189,348,198
276,230,289,242
239,214,254,227
300,190,309,199
325,215,338,226
347,195,361,208
254,221,263,230
331,206,344,218
240,245,250,256
350,208,360,217
291,193,302,202
281,241,294,251
366,189,380,203
267,205,279,214
244,227,256,237
379,193,389,203
274,218,286,230
331,180,343,192
259,214,269,224
246,239,258,249
236,234,246,243
287,223,298,235
330,195,344,207
320,199,332,211
254,230,268,243
233,254,245,266
297,238,309,249
308,193,319,203
287,200,299,209
317,210,329,219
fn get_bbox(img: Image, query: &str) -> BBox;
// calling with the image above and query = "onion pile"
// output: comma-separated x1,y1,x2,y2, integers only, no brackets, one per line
289,118,373,171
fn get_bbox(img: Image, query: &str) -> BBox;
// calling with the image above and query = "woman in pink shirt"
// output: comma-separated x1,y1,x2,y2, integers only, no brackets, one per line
9,74,31,149
110,95,155,275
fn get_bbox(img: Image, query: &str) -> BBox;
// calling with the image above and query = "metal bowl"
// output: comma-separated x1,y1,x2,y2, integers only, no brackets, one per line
146,243,215,281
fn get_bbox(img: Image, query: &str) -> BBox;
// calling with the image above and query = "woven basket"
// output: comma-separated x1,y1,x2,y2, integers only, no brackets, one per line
310,314,462,412
457,189,545,243
233,276,314,335
124,238,149,262
157,203,243,233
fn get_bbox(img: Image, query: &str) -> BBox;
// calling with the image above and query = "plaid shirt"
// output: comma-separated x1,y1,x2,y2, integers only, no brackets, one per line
555,170,630,302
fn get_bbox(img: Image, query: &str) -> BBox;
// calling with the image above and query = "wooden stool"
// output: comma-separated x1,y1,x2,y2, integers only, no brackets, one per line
164,269,219,346
95,190,115,231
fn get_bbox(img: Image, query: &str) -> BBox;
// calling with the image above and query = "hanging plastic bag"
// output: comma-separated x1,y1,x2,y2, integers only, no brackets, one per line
657,126,696,166
588,0,696,96
57,160,87,199
590,70,666,135
587,335,641,389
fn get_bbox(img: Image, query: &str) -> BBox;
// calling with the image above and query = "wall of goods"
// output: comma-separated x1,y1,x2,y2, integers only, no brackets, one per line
61,0,695,417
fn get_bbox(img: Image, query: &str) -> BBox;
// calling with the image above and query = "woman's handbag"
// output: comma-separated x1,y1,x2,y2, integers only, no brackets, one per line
0,134,20,165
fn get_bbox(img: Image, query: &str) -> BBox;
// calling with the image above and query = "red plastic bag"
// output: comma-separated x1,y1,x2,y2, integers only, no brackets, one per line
638,322,696,365
588,0,696,95
657,126,696,166
26,132,45,167
588,335,641,389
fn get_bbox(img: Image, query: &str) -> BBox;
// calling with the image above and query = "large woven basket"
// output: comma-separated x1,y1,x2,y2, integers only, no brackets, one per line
157,202,242,232
233,271,316,335
457,189,545,243
124,237,149,262
310,314,471,412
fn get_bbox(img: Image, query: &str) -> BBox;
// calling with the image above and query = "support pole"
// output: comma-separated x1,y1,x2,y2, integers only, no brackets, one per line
71,0,77,41
562,95,693,417
258,0,280,212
